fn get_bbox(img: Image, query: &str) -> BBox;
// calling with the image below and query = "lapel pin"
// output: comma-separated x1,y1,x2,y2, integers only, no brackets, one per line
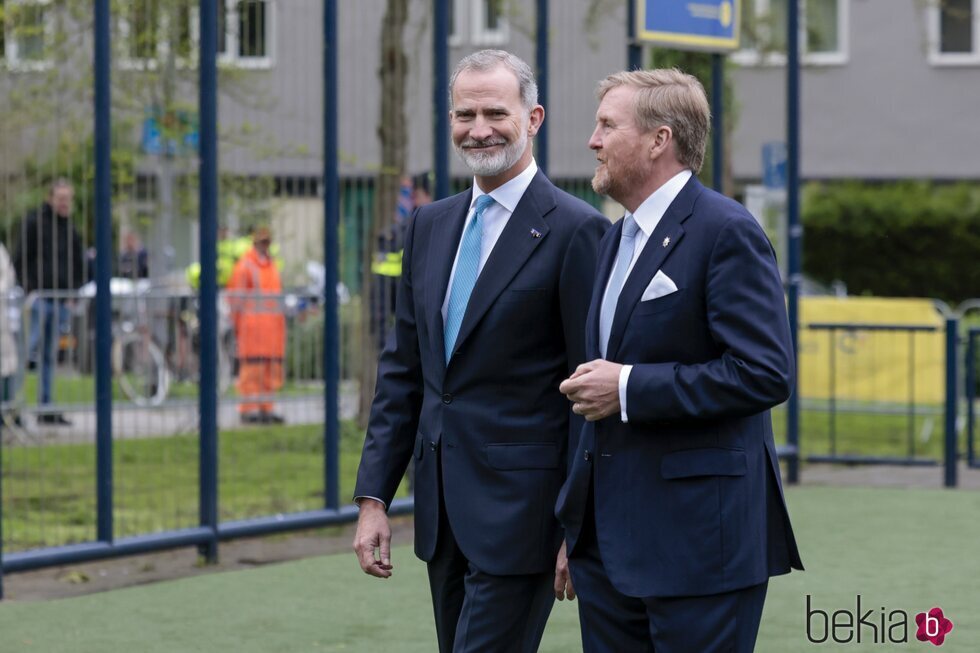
530,228,542,239
662,236,670,248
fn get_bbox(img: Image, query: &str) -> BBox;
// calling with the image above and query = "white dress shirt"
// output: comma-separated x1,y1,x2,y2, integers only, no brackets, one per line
604,169,693,422
441,159,539,322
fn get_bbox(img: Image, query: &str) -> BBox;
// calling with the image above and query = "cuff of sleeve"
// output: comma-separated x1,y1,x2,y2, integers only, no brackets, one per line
354,496,388,510
619,364,632,423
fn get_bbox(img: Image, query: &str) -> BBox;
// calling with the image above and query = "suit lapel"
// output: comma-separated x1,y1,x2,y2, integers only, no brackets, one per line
605,176,702,361
425,191,472,362
448,172,553,360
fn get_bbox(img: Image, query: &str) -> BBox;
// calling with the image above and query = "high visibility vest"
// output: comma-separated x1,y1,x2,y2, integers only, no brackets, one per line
371,250,403,278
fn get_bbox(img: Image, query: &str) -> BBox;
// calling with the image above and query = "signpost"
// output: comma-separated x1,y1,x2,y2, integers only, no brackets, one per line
631,1,740,192
635,0,740,52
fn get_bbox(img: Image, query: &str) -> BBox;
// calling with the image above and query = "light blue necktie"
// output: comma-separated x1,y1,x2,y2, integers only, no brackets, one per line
444,194,495,362
599,215,640,358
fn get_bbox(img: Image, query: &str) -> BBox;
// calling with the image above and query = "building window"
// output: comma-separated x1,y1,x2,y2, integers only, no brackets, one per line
219,0,273,67
2,0,52,69
119,0,272,69
736,0,847,66
930,0,979,64
472,0,508,46
120,0,193,69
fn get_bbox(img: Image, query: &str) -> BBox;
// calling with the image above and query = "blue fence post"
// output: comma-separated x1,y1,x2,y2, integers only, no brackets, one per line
968,330,977,467
784,0,801,484
710,54,723,193
433,0,450,200
944,318,958,488
198,0,220,562
94,0,114,547
323,0,340,510
535,0,549,174
627,0,642,69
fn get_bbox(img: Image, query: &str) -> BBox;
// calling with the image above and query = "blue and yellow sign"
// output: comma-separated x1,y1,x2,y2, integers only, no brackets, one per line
636,0,741,52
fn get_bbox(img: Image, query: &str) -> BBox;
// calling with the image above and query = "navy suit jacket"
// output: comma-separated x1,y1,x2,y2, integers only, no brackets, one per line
355,171,609,576
556,176,803,598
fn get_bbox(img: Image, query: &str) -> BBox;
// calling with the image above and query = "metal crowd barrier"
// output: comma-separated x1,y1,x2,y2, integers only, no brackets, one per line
0,283,411,600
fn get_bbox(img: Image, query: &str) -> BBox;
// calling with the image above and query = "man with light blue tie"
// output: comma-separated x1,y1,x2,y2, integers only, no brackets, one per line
352,50,608,653
557,68,803,652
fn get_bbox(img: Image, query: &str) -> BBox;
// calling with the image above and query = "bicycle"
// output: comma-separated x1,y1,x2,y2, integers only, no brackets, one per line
106,280,232,407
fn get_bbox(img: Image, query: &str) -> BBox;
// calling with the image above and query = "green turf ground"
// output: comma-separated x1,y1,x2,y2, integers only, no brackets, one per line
0,486,977,652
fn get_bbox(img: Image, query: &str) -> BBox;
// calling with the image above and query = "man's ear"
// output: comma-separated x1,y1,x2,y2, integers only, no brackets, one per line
649,126,673,159
527,105,545,137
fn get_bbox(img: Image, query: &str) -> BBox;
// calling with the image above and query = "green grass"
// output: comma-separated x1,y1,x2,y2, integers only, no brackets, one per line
772,402,949,461
2,420,407,551
0,397,967,552
0,486,978,651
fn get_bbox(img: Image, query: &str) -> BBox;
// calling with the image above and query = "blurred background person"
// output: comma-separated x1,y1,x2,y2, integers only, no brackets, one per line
227,226,286,424
118,230,149,280
13,178,85,425
0,239,21,427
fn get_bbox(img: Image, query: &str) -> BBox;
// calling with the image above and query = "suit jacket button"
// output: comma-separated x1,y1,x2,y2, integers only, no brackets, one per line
441,393,453,404
429,441,437,451
584,450,592,462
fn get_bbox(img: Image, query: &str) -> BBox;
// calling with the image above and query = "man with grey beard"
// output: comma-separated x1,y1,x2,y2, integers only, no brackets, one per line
353,50,608,652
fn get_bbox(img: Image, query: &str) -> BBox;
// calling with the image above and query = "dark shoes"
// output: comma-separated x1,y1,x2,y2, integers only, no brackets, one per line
37,413,72,426
241,411,285,425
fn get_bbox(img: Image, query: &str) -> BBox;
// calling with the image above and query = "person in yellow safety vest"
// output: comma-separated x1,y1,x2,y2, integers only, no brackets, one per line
186,230,280,290
369,174,432,349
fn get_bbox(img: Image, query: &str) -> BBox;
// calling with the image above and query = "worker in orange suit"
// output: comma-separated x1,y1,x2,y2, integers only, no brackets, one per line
227,226,286,424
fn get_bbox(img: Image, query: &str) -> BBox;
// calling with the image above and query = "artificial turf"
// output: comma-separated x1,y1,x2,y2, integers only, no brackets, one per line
1,485,978,652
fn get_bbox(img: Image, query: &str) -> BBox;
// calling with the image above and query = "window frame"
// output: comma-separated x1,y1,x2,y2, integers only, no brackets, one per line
928,0,980,66
471,0,508,47
447,0,463,47
2,0,54,72
219,0,274,69
733,0,849,67
117,0,275,71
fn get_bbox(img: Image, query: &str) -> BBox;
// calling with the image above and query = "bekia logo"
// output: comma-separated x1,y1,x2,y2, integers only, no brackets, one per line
915,608,954,647
806,595,954,646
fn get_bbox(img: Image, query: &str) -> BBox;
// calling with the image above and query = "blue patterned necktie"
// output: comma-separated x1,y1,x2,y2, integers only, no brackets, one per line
599,214,640,358
444,194,495,362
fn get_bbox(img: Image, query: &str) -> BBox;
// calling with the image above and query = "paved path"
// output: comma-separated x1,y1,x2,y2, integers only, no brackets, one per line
2,386,360,445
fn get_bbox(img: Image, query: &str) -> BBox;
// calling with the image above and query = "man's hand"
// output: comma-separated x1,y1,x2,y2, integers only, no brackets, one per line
559,359,623,422
554,540,576,601
352,499,393,578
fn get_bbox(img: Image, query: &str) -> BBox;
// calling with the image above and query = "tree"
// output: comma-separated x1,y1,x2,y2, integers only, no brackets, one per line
358,0,410,425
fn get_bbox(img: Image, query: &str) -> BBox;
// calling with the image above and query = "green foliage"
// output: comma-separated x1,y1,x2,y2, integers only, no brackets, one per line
802,181,980,303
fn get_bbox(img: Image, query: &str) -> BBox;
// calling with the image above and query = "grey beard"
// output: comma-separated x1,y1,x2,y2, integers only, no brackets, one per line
455,132,527,177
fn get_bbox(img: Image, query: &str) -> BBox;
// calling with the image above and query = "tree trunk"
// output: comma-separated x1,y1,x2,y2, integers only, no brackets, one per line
358,0,409,426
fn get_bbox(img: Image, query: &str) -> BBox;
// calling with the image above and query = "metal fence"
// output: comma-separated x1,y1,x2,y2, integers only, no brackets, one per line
0,0,977,600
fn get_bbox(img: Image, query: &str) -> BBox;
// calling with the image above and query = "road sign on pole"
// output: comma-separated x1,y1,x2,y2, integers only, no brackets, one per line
635,0,741,52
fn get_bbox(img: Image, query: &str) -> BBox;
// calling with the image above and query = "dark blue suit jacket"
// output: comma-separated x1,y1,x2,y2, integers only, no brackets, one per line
556,176,803,597
355,171,609,576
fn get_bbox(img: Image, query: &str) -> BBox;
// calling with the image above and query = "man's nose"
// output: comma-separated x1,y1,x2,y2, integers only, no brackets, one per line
470,117,493,140
588,127,602,150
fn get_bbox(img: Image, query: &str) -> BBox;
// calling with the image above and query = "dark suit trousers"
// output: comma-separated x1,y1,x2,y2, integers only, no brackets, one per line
569,481,768,653
426,450,555,653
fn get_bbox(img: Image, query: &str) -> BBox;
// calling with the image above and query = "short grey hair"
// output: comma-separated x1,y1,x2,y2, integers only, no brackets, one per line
449,49,538,111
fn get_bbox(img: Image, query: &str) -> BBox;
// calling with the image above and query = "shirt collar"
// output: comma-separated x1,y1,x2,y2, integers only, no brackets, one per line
631,169,693,237
471,158,539,214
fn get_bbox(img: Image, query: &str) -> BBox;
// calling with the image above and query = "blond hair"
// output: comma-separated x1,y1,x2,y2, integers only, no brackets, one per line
597,69,710,173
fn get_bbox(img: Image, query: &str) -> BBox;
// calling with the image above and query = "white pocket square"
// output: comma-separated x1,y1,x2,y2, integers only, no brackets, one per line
641,270,678,301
